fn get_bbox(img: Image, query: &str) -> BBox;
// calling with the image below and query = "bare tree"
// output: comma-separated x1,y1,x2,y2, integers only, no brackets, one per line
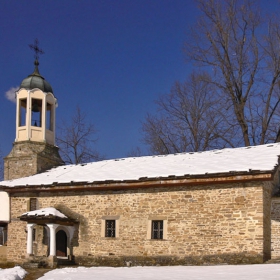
143,72,239,154
127,146,145,157
145,0,280,154
56,106,103,164
185,0,280,146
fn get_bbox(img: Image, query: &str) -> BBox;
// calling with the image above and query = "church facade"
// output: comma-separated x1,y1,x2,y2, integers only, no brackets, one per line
1,53,280,267
2,167,280,267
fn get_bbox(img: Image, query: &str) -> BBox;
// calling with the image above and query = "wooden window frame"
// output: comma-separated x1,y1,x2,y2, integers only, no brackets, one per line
105,220,116,237
147,216,167,240
151,220,163,239
101,216,120,238
28,198,37,211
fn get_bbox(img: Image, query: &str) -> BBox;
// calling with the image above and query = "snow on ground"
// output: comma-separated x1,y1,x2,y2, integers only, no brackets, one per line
36,264,280,280
0,266,26,280
2,264,280,280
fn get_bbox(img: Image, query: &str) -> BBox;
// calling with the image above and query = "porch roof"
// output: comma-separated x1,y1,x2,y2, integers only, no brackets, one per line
19,207,76,226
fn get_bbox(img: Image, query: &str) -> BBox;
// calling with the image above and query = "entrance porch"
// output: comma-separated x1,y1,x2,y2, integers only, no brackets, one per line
19,207,77,268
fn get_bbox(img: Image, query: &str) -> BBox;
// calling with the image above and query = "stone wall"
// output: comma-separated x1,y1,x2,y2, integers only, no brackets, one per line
271,197,280,258
263,182,273,260
4,141,63,180
0,246,7,263
7,181,271,266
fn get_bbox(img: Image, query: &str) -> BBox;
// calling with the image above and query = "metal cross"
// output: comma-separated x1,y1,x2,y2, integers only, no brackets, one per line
29,39,44,61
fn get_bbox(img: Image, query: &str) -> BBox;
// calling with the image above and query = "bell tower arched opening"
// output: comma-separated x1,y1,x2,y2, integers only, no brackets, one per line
15,88,57,145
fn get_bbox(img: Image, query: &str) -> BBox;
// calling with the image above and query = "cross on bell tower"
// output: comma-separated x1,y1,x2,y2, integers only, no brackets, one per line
29,38,44,61
28,39,45,77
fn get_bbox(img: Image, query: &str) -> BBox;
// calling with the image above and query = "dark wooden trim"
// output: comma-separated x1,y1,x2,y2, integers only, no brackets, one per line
1,171,274,194
19,216,77,226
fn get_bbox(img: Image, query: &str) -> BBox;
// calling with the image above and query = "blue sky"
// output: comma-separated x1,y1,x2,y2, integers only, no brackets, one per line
0,0,279,160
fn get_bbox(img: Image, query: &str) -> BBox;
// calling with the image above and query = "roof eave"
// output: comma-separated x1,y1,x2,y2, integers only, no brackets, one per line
0,170,275,193
18,215,77,226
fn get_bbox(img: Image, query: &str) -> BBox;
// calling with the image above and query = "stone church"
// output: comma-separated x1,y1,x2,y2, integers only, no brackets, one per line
1,55,280,268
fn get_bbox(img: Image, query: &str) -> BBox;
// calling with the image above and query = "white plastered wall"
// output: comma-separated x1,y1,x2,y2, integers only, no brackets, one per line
16,88,56,145
0,192,9,222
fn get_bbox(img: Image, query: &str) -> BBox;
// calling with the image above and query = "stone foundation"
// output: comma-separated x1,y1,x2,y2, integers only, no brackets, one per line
74,253,264,267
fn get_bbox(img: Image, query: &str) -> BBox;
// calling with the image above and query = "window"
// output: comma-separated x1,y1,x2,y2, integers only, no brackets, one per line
32,228,36,241
105,220,116,238
29,198,37,211
147,216,167,240
0,225,7,245
101,216,120,238
151,220,163,239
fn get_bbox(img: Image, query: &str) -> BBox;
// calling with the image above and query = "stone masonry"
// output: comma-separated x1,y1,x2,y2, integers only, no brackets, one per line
271,198,280,258
4,141,63,180
7,180,272,266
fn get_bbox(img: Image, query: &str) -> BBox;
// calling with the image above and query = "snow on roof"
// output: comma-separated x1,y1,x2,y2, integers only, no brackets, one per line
21,207,67,218
1,143,280,188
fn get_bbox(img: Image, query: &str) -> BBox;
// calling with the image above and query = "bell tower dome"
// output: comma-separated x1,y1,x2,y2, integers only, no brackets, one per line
4,40,63,180
16,59,56,145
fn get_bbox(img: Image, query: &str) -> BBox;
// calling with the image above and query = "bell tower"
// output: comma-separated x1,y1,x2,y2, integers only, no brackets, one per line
16,60,57,145
4,40,63,180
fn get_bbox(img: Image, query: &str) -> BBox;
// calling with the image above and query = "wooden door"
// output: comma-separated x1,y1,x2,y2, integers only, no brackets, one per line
56,230,67,257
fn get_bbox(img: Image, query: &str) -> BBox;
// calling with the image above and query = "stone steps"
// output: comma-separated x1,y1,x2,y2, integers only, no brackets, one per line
22,261,47,269
57,258,76,267
22,256,76,269
23,268,53,280
265,258,280,264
